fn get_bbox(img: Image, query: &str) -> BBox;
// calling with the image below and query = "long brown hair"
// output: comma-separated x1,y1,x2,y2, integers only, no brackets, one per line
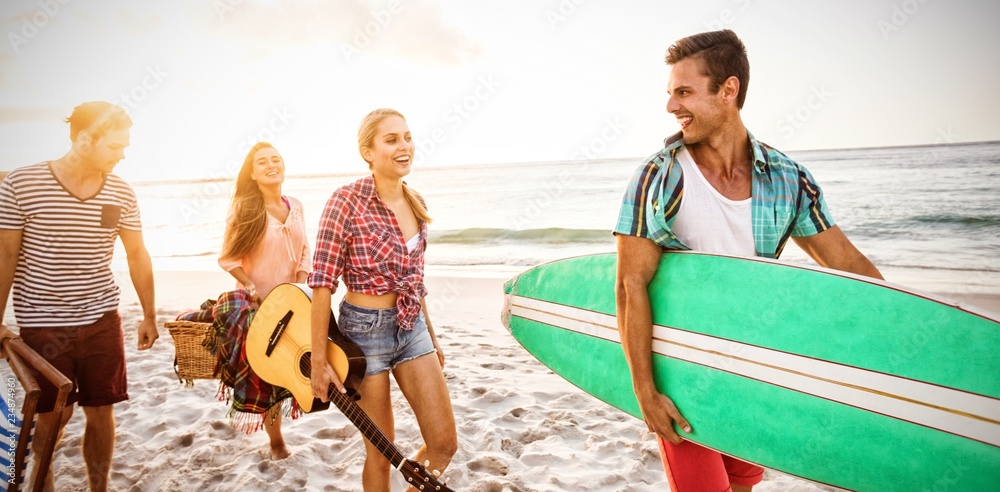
220,142,274,261
358,108,431,224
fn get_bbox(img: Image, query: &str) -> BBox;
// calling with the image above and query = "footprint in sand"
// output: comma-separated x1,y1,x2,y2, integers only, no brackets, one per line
467,455,510,475
256,460,286,481
500,437,523,457
468,387,511,403
176,433,194,447
468,479,524,492
314,426,356,440
209,420,237,439
206,473,225,488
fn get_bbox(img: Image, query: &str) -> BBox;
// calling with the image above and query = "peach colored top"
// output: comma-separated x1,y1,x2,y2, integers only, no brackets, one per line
218,196,311,299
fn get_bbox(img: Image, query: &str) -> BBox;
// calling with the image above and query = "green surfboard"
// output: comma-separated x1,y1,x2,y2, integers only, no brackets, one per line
501,252,1000,491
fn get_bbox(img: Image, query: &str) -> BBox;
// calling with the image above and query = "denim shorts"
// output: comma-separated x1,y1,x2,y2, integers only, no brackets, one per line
338,300,436,376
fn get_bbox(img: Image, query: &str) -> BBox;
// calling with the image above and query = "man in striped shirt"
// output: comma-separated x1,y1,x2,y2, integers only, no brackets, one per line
614,30,882,491
0,101,158,491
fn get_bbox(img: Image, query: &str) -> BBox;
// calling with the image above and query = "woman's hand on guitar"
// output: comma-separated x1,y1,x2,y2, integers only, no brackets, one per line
310,355,346,402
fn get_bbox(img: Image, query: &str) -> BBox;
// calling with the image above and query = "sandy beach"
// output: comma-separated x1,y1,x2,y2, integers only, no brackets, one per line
11,269,999,491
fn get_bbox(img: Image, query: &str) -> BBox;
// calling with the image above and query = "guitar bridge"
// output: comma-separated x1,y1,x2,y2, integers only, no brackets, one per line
265,310,294,357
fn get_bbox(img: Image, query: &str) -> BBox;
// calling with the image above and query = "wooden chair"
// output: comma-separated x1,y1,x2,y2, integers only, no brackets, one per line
0,325,72,492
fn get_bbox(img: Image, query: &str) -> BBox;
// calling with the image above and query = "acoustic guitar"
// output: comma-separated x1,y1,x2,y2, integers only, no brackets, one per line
246,283,452,491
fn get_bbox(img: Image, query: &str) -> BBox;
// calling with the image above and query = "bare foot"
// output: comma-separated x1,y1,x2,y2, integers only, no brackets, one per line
263,413,290,460
270,443,291,460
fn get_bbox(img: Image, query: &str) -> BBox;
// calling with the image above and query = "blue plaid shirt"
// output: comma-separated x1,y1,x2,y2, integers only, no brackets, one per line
614,132,835,259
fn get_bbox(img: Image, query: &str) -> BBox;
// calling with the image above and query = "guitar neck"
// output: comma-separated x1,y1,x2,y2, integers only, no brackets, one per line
328,387,406,468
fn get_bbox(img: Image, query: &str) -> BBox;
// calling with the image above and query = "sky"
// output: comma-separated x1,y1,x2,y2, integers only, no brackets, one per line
0,0,998,183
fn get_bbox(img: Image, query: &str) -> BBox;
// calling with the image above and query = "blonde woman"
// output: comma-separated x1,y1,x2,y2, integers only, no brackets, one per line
308,109,457,491
215,142,311,460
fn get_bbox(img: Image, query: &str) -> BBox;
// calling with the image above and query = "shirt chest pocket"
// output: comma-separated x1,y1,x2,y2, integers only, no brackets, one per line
772,203,798,235
100,204,122,229
365,225,396,264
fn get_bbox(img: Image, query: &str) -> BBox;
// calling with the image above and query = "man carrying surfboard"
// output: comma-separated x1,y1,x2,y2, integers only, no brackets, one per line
613,30,882,491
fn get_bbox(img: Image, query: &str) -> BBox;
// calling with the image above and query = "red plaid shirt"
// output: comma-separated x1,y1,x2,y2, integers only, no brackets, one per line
308,175,428,330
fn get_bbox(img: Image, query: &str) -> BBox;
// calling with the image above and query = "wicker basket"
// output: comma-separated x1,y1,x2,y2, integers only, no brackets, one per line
166,320,218,382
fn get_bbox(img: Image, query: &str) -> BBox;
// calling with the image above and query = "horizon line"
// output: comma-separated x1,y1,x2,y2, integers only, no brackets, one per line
128,138,1000,187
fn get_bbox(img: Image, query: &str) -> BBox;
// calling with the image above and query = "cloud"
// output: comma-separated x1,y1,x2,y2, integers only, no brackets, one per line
0,106,65,123
377,1,482,64
206,0,481,65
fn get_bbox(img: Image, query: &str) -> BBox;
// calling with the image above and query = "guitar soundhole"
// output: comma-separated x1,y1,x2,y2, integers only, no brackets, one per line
299,351,312,378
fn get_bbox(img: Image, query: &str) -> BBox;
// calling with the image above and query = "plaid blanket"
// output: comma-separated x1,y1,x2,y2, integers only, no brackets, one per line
177,290,301,433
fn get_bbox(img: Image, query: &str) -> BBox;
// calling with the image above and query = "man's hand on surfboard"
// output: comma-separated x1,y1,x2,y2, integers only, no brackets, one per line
637,388,692,445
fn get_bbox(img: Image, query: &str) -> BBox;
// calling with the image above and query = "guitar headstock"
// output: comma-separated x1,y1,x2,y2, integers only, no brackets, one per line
398,458,453,492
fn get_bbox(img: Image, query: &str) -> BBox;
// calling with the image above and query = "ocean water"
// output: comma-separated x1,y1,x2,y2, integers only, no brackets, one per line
132,141,1000,294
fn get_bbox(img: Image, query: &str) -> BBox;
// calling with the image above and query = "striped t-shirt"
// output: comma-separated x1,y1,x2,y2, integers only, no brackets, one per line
0,162,142,328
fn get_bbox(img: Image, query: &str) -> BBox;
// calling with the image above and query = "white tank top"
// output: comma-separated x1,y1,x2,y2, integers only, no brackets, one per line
671,147,756,257
405,233,420,253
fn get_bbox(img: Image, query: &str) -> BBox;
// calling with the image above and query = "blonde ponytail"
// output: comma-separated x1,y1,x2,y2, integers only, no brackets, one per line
402,182,431,224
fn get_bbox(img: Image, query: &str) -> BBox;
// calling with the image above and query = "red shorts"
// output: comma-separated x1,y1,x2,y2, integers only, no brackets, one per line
19,311,129,413
659,438,764,491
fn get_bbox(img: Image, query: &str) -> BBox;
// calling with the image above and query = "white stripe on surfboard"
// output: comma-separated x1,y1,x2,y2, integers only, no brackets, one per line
508,295,1000,448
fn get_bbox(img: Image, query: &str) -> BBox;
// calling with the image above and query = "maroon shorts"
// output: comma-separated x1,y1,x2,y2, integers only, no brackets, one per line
659,438,764,491
19,311,128,413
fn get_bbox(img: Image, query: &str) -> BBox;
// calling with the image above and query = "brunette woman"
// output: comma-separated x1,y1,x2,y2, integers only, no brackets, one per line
216,142,311,459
